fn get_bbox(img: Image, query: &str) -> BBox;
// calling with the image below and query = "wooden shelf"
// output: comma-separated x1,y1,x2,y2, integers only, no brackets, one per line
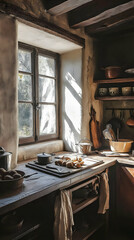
94,77,134,84
73,218,104,240
0,219,40,240
72,195,98,214
95,95,134,101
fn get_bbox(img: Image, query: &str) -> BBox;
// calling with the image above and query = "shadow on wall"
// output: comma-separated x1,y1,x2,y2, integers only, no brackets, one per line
62,71,82,152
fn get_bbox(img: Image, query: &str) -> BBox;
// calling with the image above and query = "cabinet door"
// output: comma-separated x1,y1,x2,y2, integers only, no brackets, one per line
116,164,134,229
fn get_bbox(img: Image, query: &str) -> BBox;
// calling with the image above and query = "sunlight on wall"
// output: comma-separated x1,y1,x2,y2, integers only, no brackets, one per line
64,81,82,151
65,83,81,135
65,72,82,98
61,50,82,152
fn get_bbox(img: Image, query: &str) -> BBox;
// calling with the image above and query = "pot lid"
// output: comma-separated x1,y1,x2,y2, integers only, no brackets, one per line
0,146,12,157
37,152,51,158
0,152,12,157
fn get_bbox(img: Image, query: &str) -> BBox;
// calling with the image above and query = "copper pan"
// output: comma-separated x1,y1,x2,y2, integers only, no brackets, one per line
126,110,134,127
102,66,121,79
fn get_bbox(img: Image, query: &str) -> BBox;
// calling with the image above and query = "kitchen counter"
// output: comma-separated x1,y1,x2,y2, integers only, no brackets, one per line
0,153,134,216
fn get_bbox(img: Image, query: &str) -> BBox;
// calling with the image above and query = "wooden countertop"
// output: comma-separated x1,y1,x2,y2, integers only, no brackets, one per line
0,153,134,216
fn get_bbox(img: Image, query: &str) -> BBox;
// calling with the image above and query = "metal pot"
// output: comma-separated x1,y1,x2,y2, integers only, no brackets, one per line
0,147,12,170
103,66,121,79
37,152,52,165
76,139,93,155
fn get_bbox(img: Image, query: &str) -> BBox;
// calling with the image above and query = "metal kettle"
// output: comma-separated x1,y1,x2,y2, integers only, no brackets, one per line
76,138,93,155
0,147,12,170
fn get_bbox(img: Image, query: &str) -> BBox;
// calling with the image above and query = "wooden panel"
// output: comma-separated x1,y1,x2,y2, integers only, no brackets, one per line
72,196,98,214
95,96,134,101
73,220,104,240
69,0,129,27
126,167,134,179
44,0,93,16
116,164,134,228
85,9,134,36
0,2,85,47
86,18,134,37
94,77,134,84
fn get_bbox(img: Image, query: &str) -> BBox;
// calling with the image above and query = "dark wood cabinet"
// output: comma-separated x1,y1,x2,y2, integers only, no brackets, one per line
116,164,134,237
0,164,114,240
0,193,56,240
67,174,108,240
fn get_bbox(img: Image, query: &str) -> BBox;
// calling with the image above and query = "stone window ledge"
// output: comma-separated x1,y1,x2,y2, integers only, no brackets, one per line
18,140,64,162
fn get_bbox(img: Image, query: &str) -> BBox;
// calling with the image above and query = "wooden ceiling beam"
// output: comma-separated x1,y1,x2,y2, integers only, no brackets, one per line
85,14,134,37
0,2,85,47
44,0,93,16
85,2,134,36
69,0,133,28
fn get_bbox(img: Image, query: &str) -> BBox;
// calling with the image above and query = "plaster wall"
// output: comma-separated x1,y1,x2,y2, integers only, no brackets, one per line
0,1,103,155
60,49,82,151
0,14,18,168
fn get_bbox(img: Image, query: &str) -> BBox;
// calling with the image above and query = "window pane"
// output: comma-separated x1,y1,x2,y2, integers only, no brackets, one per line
18,103,33,138
39,105,56,135
39,77,55,103
18,49,31,73
18,74,32,101
38,55,55,77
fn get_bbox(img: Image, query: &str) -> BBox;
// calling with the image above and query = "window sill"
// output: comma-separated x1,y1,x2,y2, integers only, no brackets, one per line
18,140,64,162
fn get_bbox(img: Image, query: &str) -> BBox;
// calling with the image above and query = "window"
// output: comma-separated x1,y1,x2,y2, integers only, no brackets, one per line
18,43,59,144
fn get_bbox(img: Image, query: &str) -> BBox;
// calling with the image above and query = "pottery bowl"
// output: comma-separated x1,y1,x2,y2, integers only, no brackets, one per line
109,87,119,96
109,139,133,153
99,87,108,96
122,87,131,96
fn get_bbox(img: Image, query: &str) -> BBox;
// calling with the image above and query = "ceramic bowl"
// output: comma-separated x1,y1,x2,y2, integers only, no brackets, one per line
109,139,133,153
109,87,119,96
98,87,108,96
122,87,131,96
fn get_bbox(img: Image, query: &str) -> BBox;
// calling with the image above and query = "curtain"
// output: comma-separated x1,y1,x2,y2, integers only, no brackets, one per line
0,14,18,169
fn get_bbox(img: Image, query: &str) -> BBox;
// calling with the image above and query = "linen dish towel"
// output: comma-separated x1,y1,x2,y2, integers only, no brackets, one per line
54,190,74,240
98,172,109,214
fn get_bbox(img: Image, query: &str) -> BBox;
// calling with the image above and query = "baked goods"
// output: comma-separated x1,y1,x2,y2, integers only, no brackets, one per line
4,175,14,180
0,168,23,181
55,156,84,169
66,161,75,168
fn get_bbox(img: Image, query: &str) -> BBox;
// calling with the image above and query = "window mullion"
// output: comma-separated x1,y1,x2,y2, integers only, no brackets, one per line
34,48,39,141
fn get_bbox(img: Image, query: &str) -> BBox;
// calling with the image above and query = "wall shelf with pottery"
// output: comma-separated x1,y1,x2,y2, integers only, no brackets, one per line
95,82,134,101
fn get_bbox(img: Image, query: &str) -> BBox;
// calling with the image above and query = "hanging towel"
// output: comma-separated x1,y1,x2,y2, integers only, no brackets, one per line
98,172,109,214
54,190,74,240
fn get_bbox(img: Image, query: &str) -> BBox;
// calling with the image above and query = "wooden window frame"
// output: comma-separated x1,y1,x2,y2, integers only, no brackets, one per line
18,42,59,145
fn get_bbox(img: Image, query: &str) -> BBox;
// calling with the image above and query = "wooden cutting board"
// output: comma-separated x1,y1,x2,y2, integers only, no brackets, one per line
26,158,104,178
